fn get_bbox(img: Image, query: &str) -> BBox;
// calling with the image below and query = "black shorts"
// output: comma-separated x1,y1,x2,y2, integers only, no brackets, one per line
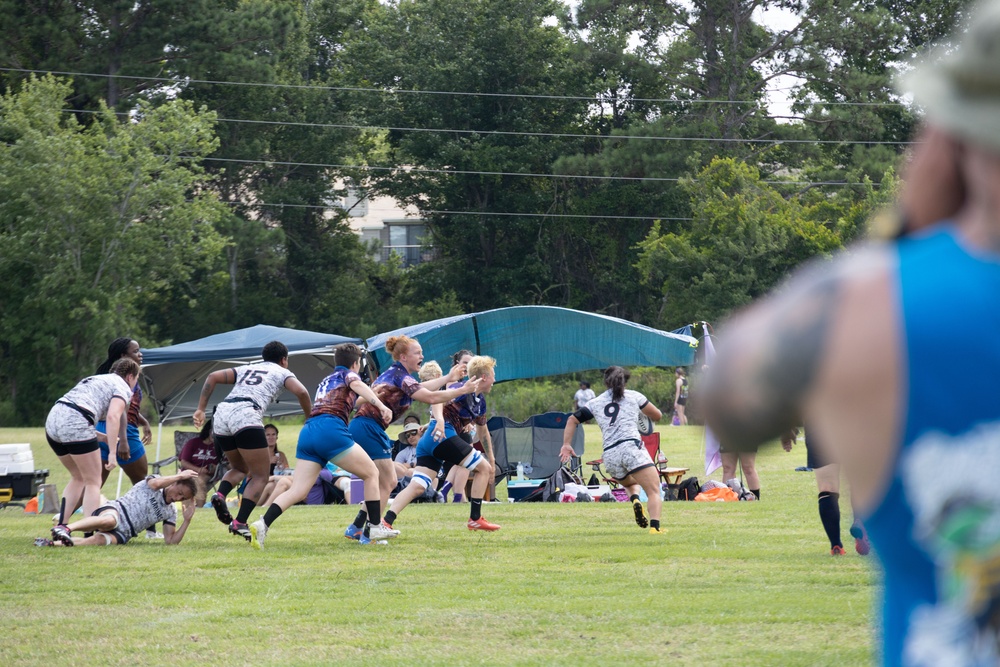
719,441,759,454
46,434,100,457
805,430,834,469
416,435,474,470
216,426,268,452
676,397,687,406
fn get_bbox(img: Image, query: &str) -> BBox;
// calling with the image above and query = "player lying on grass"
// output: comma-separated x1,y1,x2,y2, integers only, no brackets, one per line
37,471,198,547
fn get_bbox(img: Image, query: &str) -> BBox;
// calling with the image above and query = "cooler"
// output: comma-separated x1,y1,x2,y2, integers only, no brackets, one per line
0,469,49,498
0,443,34,474
506,479,545,501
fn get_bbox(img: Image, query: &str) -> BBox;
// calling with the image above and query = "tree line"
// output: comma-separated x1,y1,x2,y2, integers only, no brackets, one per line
0,0,970,424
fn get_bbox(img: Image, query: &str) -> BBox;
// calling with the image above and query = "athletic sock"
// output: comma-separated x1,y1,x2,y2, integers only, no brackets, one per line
470,498,483,521
384,510,397,526
365,500,382,528
452,493,463,503
750,488,760,500
352,509,367,529
263,503,283,528
235,497,256,524
818,492,842,549
630,494,640,503
217,480,234,498
438,481,453,500
650,519,661,530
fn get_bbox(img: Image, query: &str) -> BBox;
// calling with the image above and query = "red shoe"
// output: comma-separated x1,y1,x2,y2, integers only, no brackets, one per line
831,545,847,556
467,517,501,531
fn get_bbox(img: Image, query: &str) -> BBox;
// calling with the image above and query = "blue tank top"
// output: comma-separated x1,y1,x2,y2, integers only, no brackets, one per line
866,226,1000,666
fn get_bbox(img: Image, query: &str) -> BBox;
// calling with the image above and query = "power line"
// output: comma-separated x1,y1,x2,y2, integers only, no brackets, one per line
2,66,911,108
69,106,918,147
224,200,693,221
198,156,880,188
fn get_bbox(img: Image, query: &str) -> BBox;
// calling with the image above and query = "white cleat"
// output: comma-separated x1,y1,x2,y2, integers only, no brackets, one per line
250,518,268,550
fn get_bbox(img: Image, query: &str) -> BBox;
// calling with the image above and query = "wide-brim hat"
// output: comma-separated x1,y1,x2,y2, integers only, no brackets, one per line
901,1,1000,152
402,423,420,435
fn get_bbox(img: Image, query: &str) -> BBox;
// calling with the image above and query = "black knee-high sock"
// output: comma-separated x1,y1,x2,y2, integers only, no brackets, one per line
235,497,256,524
818,492,842,549
750,488,760,500
263,504,283,527
353,508,367,529
217,480,234,498
384,510,397,526
365,500,381,527
470,498,483,521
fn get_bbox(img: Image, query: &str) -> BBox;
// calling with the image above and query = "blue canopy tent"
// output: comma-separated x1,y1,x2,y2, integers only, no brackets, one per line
140,324,362,427
366,306,698,483
365,306,698,380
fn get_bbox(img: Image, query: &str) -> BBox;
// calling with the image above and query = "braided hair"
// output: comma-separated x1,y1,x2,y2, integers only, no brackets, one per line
97,337,134,374
603,366,630,402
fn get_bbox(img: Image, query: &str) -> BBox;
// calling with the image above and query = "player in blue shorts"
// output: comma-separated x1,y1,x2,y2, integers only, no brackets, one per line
342,334,482,540
249,343,398,548
382,355,500,532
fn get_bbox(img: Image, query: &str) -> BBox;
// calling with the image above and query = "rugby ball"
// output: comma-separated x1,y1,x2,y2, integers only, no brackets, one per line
637,413,654,435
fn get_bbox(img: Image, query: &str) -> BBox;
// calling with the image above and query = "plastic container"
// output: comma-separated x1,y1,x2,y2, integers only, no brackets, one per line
516,462,524,480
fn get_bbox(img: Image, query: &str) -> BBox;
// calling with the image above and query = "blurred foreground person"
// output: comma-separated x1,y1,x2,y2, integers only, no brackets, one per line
703,3,1000,664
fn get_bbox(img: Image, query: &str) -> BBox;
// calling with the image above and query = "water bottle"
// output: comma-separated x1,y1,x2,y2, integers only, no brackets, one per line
37,485,44,512
516,462,524,480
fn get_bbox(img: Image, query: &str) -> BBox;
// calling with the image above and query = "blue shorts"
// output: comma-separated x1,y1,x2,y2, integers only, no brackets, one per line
97,422,146,465
297,414,357,465
415,420,457,459
348,415,392,461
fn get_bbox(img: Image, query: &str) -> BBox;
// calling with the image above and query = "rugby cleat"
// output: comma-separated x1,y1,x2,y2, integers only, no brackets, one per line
850,520,871,556
51,524,73,547
632,500,649,529
250,518,268,550
211,492,233,525
467,517,501,531
228,520,251,541
344,524,363,541
367,521,400,541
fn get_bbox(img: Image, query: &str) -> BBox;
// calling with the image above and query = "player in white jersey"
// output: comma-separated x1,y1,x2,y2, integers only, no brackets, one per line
45,358,139,531
560,366,665,534
192,341,311,540
43,471,198,546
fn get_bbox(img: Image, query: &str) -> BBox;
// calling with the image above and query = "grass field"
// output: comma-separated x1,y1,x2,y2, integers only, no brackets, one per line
0,424,877,666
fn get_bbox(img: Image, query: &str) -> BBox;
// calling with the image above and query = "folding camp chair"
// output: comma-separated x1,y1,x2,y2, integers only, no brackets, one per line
641,432,688,486
586,433,688,488
150,430,229,495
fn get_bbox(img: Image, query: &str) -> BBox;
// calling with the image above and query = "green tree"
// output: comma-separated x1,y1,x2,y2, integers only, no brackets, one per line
634,157,894,327
0,76,226,423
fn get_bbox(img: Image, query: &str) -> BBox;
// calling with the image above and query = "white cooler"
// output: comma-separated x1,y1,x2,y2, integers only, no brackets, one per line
0,443,34,474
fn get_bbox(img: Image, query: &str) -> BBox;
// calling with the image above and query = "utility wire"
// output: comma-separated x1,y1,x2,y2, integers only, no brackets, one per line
2,66,911,107
69,106,918,146
224,200,693,221
199,156,878,188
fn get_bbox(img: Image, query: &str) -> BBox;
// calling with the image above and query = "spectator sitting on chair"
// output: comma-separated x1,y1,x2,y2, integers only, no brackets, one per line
179,418,221,506
264,424,290,474
393,422,420,479
41,471,198,547
262,466,352,507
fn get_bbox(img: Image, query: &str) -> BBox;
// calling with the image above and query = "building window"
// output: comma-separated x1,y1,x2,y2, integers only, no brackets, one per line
383,222,429,266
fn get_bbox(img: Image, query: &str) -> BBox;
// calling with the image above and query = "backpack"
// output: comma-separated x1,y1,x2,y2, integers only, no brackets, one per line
542,466,584,502
676,476,701,501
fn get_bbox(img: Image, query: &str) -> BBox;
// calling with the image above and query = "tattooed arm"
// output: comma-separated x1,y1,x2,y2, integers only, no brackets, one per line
700,259,846,452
